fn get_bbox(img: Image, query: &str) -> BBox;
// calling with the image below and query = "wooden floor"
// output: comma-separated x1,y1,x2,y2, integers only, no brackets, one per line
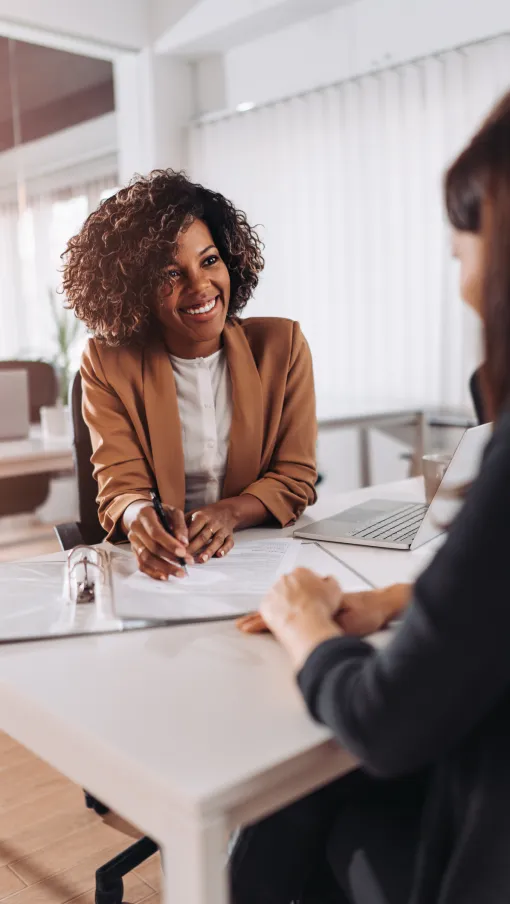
0,538,161,904
0,731,161,904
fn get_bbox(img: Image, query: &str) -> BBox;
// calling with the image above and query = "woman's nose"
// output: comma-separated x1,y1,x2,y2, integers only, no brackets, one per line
187,269,211,293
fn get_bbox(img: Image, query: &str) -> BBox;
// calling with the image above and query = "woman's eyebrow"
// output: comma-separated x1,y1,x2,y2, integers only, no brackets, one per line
165,245,216,268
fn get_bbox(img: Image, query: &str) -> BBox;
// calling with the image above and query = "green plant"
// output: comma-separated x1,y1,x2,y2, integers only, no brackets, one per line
48,289,81,405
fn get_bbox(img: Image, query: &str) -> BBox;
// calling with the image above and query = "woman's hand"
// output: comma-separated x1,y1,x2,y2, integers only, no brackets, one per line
185,501,237,562
122,501,193,580
238,583,411,638
259,568,344,670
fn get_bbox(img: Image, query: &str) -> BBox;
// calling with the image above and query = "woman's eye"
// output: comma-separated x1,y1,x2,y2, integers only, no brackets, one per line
203,255,219,267
166,269,180,279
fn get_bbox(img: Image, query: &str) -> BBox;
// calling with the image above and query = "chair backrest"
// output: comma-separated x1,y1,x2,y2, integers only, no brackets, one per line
0,360,58,423
0,360,57,517
469,367,487,425
69,371,106,544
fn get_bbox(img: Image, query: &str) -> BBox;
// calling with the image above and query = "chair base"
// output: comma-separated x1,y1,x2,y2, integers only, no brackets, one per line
95,837,159,904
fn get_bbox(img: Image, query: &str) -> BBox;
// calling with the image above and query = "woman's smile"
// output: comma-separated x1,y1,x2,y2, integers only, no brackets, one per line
179,294,223,321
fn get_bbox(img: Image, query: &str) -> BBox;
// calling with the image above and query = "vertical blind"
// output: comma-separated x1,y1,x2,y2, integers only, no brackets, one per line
189,35,510,411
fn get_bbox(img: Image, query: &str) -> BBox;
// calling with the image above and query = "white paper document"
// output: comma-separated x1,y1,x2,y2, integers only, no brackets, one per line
114,539,301,621
113,538,371,623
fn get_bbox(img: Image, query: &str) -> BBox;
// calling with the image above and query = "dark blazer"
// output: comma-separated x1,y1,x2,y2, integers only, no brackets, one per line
81,317,318,539
299,412,510,903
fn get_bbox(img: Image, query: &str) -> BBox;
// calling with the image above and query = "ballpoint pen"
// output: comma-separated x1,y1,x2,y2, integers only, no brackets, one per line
150,490,189,576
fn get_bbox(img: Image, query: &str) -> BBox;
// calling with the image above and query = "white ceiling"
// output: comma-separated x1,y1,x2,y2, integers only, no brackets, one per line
154,0,359,56
0,0,147,57
0,1,359,60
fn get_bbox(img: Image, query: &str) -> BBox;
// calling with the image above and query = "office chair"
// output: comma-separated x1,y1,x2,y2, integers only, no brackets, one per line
469,366,486,425
54,371,158,904
54,371,106,548
0,360,58,518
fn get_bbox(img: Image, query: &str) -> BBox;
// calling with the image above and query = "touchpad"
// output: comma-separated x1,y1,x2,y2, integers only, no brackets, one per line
330,500,402,523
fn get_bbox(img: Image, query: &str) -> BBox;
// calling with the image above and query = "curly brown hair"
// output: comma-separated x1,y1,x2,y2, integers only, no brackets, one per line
61,169,264,346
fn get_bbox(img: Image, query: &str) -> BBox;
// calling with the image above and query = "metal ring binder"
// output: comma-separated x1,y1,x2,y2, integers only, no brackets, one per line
0,546,164,645
66,545,112,606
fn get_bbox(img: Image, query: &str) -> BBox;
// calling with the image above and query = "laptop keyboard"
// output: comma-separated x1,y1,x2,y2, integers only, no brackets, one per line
343,503,428,544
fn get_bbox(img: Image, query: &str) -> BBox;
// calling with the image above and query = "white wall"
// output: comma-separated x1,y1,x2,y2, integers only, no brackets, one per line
206,0,510,111
194,55,226,116
114,53,193,182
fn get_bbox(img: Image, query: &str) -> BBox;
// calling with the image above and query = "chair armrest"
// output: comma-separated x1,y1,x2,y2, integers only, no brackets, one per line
54,522,85,550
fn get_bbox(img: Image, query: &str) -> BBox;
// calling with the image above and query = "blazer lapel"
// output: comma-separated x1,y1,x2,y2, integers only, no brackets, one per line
142,342,186,509
222,321,264,498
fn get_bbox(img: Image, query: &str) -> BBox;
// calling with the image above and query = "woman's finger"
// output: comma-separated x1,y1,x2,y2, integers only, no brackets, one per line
186,511,209,541
195,529,227,563
322,575,343,611
214,534,234,559
135,544,186,579
236,612,269,633
138,508,189,558
188,523,218,558
131,522,191,565
164,505,189,546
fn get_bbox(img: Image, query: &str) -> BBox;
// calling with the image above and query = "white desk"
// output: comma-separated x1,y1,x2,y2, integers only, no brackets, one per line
0,478,433,904
0,427,73,479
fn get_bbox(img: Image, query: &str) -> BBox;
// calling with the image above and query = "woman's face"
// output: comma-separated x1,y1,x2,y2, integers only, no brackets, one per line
451,228,484,315
156,218,231,356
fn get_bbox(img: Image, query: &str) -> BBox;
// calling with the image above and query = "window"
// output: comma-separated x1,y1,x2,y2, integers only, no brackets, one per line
0,176,118,363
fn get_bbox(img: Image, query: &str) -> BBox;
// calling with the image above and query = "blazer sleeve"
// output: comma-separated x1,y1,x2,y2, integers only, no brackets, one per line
81,341,154,540
241,323,318,527
297,416,510,778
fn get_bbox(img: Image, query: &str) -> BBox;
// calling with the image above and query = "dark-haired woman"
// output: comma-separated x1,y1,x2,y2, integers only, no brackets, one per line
63,171,317,577
233,91,510,904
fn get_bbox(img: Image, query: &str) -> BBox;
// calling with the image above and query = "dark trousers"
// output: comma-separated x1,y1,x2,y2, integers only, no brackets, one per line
230,769,427,904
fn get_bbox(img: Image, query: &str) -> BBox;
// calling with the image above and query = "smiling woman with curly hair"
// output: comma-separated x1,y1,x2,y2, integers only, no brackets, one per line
63,169,317,578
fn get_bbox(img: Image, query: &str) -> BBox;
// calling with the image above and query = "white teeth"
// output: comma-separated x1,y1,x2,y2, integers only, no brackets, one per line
183,297,217,315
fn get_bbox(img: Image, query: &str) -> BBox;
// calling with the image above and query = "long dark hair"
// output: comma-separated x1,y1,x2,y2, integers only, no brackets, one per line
445,91,510,422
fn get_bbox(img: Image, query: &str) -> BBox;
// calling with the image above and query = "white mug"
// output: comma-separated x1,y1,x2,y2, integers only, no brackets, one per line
40,405,70,441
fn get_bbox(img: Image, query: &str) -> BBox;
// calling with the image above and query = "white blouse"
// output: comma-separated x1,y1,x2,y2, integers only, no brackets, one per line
169,349,233,512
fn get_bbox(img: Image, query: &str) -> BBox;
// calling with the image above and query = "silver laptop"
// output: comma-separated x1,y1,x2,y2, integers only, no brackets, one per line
0,370,30,441
295,423,492,551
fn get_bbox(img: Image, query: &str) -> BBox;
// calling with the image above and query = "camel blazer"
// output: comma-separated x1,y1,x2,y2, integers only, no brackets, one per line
81,317,318,539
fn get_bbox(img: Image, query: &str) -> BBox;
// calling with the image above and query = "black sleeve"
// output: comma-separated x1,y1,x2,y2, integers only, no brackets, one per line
298,414,510,778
